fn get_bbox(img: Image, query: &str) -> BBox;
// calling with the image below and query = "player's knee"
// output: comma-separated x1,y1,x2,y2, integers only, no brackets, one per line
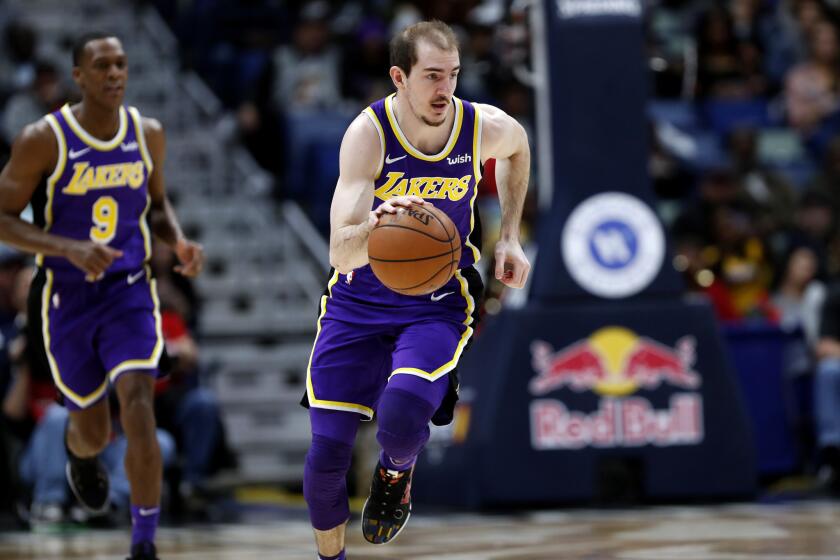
376,388,435,460
116,374,155,418
304,434,353,530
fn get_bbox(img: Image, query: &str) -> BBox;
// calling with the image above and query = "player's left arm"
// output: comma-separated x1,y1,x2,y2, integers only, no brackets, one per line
144,117,204,277
476,103,531,289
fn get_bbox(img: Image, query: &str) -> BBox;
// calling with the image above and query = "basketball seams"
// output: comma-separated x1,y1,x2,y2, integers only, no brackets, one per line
391,261,458,293
368,202,462,295
369,248,459,263
372,223,451,243
422,205,457,242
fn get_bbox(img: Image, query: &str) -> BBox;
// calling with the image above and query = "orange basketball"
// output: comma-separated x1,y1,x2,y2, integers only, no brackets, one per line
368,203,461,296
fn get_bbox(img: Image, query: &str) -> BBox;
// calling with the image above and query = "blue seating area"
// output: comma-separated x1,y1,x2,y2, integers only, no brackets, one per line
649,98,817,189
723,323,813,477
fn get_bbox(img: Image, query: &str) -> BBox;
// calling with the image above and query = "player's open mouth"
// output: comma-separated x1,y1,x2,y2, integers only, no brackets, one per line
431,102,448,112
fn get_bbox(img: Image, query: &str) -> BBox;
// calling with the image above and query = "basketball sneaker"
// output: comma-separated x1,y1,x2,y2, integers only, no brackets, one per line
127,541,159,560
65,454,110,514
362,462,414,544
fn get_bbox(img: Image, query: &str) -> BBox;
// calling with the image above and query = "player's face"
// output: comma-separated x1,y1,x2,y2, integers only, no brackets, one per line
404,41,459,127
73,38,128,110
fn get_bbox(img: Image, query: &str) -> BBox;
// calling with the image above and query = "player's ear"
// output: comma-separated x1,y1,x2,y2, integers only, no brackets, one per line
72,66,83,87
389,66,407,91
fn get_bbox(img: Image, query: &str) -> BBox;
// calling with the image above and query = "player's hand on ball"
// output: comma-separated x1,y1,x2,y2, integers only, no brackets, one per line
173,238,204,277
66,240,123,280
369,196,431,226
494,239,530,289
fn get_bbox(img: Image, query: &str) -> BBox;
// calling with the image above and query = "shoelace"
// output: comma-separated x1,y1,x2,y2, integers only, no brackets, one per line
376,469,407,509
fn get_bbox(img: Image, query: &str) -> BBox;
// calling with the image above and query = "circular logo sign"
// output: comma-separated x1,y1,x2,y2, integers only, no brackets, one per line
562,192,664,298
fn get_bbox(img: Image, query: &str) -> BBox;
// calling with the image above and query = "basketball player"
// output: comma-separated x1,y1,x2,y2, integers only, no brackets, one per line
0,33,203,560
304,20,530,560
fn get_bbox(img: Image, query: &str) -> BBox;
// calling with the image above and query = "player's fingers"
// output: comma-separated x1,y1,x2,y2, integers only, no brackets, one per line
494,251,507,280
89,252,112,270
521,261,532,286
369,211,379,226
178,257,203,277
512,265,527,288
105,247,124,258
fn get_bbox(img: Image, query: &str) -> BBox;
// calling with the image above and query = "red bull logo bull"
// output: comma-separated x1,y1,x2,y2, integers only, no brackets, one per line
528,327,704,449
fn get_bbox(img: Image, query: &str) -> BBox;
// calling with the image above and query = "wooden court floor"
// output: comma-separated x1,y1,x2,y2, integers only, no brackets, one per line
2,500,840,559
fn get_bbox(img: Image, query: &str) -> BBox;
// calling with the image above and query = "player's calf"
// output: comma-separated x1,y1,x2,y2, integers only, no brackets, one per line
65,425,110,514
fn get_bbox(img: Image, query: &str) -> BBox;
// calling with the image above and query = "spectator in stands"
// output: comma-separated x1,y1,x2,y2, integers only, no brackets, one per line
786,189,840,276
807,20,840,89
271,1,343,112
727,127,797,236
806,135,840,212
772,244,826,344
0,21,38,105
339,17,391,104
694,6,742,98
809,283,840,493
1,60,67,143
457,7,504,103
784,62,840,159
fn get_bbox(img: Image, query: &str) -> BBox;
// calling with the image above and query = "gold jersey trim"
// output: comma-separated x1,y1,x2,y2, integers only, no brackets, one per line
306,271,375,419
60,104,128,150
36,115,67,267
384,94,463,162
108,275,163,382
363,107,386,180
127,107,154,174
389,269,476,381
465,103,483,263
41,270,109,408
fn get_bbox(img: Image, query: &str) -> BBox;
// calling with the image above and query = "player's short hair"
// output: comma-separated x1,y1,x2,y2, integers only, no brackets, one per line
72,32,119,66
390,20,459,75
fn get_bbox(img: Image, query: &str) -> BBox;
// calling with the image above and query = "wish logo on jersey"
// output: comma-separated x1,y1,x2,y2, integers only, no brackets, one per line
374,171,472,201
62,161,145,195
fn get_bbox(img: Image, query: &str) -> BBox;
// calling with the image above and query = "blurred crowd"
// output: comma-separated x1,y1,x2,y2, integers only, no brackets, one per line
648,0,840,491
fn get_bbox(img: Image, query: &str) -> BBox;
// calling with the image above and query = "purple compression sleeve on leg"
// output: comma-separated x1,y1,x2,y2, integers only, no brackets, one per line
305,409,359,531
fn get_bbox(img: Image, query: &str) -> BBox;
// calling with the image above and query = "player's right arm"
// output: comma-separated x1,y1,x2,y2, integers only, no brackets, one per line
328,114,423,274
0,121,122,277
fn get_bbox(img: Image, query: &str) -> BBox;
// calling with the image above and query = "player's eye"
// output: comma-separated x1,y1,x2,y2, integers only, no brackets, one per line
428,73,438,80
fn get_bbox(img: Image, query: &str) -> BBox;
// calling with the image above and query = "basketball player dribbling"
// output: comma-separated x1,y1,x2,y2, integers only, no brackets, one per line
0,33,203,560
303,20,531,560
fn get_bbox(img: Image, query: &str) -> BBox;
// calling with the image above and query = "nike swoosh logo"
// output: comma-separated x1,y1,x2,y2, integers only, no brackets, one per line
430,291,453,302
120,141,138,151
385,153,407,164
138,507,159,516
68,147,92,159
127,270,145,285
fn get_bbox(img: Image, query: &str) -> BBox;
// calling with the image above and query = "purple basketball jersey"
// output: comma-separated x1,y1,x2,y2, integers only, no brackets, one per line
28,105,163,410
328,94,483,311
305,96,486,418
36,104,153,281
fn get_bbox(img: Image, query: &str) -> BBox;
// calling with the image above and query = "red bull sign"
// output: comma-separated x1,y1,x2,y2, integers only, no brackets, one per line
529,327,704,449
